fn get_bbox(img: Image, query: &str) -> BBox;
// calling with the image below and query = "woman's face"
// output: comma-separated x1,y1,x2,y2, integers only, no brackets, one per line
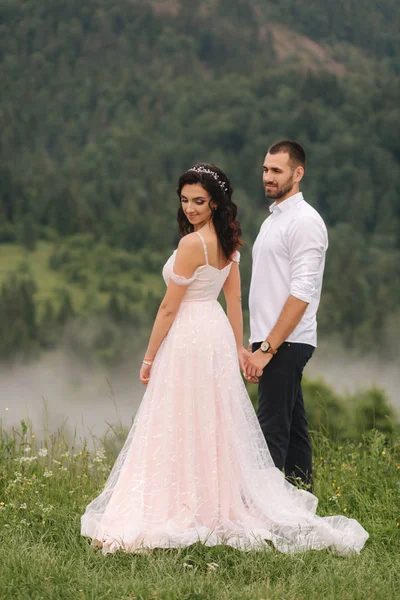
180,183,214,228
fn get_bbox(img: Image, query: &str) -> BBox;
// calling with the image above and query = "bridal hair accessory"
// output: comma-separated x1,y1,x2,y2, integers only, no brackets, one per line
189,166,228,193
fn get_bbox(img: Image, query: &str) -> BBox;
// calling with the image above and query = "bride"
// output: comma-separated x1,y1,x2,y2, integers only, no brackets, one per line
81,163,368,555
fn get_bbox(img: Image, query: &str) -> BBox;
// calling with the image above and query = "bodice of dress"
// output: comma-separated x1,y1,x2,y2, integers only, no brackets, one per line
162,233,240,303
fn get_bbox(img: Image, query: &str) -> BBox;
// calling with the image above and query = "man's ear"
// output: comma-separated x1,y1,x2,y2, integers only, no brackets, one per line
294,166,305,183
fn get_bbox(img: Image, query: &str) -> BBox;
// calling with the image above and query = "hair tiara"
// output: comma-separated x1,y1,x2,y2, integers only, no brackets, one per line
188,166,228,194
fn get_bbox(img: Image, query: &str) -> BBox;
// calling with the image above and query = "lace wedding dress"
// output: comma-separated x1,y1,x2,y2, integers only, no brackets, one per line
81,233,368,555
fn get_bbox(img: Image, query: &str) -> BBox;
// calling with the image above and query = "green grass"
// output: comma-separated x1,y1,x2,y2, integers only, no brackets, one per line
0,420,399,600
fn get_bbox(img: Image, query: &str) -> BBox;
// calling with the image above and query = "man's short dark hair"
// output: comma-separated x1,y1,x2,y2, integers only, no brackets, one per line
267,140,306,170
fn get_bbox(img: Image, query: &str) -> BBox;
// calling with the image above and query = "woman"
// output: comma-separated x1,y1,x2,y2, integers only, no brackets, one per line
81,163,368,555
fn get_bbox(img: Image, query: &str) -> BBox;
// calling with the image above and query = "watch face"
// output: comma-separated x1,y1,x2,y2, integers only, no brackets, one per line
261,342,270,353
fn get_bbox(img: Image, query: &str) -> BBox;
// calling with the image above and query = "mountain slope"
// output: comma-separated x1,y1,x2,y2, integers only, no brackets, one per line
0,0,399,360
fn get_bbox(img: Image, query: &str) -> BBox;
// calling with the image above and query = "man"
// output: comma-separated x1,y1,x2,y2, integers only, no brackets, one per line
245,140,328,490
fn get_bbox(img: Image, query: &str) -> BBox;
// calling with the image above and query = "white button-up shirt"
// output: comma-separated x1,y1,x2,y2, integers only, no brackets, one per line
249,192,328,347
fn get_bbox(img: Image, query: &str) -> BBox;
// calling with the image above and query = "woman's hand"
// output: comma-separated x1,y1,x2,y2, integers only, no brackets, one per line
237,346,250,373
237,346,259,383
140,361,152,385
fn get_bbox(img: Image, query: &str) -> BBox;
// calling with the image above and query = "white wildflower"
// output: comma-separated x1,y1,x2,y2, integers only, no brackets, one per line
19,503,27,510
93,448,106,463
43,470,53,478
17,456,37,464
38,448,48,458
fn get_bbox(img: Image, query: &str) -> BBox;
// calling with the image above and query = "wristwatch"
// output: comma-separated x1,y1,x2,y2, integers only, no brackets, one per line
260,341,277,355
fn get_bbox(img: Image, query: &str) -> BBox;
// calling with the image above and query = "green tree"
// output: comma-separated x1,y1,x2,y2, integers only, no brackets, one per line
39,298,58,349
0,271,38,359
18,214,37,252
57,290,75,326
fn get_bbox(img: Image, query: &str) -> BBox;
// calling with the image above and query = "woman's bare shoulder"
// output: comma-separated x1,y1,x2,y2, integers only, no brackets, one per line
177,232,203,252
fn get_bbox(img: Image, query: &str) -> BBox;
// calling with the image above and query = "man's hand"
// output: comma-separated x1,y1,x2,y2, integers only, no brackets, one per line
245,349,273,379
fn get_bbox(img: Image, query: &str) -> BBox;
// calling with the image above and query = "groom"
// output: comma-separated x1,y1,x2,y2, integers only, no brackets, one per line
245,140,328,490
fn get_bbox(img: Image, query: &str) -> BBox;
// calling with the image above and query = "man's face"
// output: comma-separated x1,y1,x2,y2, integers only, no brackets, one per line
262,152,299,202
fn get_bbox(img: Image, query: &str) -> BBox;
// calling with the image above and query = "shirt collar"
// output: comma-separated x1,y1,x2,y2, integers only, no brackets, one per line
269,191,304,214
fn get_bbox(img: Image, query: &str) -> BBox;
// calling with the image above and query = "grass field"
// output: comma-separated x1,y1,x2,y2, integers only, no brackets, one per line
0,418,399,600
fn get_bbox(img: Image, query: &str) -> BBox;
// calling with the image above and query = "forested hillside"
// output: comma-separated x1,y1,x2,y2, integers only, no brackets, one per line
266,0,400,73
1,0,400,362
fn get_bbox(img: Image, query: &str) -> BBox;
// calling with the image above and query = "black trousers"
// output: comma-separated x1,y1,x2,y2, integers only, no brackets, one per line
253,341,314,489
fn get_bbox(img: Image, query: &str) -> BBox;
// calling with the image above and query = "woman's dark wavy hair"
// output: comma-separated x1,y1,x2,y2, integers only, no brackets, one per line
176,162,242,259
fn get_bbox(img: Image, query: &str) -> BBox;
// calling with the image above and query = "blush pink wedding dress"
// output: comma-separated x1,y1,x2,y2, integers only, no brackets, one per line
81,232,368,555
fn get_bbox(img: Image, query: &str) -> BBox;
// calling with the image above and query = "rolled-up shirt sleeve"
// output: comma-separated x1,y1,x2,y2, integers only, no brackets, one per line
287,216,328,303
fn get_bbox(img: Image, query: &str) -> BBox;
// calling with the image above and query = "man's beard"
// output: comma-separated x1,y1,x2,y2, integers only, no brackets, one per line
265,178,294,200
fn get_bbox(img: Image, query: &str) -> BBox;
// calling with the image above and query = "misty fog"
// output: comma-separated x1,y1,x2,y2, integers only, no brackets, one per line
1,343,399,445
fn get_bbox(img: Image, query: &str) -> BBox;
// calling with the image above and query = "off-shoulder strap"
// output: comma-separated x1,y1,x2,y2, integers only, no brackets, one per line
170,271,198,286
195,232,208,265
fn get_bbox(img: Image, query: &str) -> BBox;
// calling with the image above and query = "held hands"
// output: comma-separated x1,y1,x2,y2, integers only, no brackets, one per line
244,349,273,379
238,347,273,382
